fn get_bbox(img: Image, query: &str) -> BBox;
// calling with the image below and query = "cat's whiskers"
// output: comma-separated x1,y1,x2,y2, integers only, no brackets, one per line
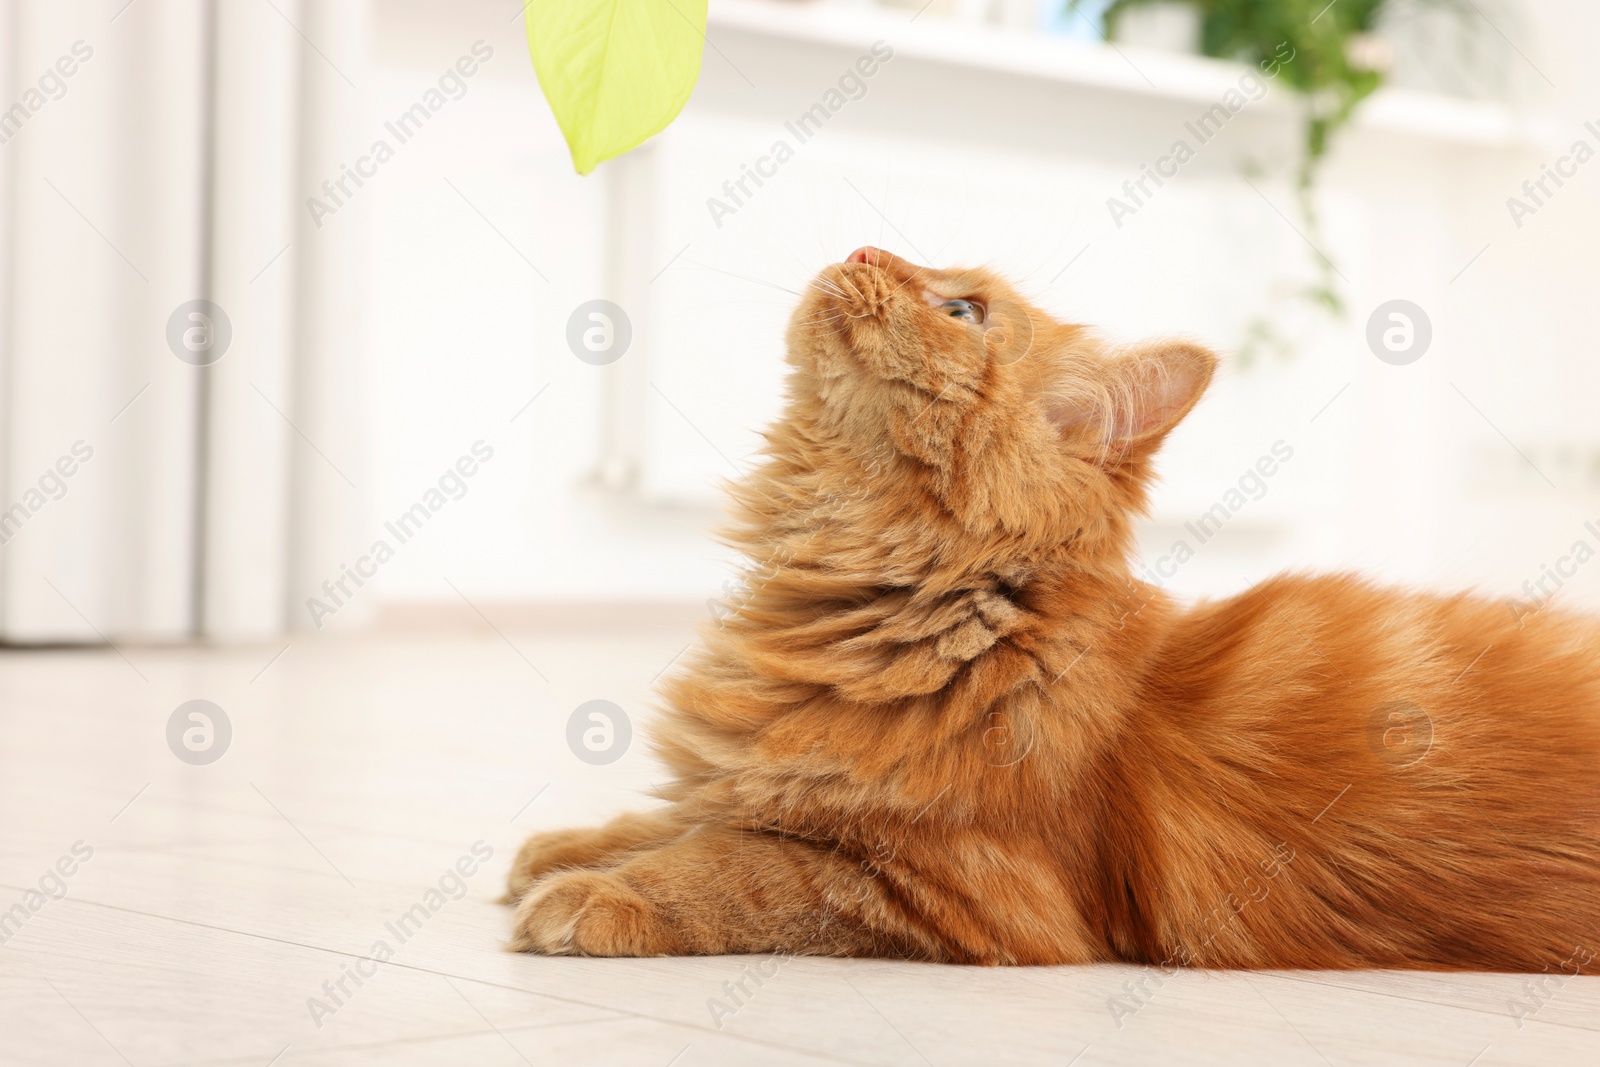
830,269,868,304
805,275,885,323
678,256,803,297
793,312,843,329
827,271,898,320
881,263,933,305
793,287,844,316
806,277,849,300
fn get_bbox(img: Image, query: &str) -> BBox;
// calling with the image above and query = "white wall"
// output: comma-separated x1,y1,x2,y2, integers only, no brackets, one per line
359,0,1600,619
362,0,739,608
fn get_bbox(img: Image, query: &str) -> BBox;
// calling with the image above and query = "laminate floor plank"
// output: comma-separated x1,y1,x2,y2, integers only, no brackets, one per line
1,631,1593,1065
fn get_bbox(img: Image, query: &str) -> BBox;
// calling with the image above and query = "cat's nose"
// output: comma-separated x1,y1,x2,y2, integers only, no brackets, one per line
845,246,884,266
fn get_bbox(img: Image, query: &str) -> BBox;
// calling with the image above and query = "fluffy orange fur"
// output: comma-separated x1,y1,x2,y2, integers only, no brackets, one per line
508,247,1600,970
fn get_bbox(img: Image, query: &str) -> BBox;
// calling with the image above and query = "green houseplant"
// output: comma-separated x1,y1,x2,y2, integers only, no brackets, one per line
1109,0,1386,315
1095,0,1478,359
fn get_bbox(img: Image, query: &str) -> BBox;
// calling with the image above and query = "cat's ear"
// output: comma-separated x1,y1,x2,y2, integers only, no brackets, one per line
1048,340,1216,460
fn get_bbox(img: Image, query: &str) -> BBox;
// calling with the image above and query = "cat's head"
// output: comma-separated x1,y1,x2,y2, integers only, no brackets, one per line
782,247,1216,551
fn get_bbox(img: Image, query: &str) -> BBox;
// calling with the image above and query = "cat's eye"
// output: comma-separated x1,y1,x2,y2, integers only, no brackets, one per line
941,299,984,324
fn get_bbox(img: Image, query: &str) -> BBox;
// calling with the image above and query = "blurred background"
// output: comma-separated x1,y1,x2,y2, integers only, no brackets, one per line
12,7,1600,1061
3,0,1599,644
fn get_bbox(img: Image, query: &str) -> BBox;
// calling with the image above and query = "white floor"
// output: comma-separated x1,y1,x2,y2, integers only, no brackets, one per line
1,618,1597,1066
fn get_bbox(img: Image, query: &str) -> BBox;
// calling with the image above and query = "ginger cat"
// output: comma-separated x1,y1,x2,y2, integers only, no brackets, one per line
507,246,1600,970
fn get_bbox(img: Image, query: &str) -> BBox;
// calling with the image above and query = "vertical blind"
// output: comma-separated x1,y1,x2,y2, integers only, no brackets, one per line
0,0,370,642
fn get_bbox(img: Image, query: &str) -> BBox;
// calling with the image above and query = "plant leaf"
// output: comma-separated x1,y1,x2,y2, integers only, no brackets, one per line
525,0,708,175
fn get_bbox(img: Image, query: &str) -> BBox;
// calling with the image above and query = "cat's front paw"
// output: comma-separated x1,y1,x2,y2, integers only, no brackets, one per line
504,812,682,903
503,828,609,903
509,869,675,956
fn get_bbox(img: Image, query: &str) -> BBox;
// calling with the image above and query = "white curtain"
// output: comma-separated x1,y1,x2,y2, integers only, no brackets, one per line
0,0,370,642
